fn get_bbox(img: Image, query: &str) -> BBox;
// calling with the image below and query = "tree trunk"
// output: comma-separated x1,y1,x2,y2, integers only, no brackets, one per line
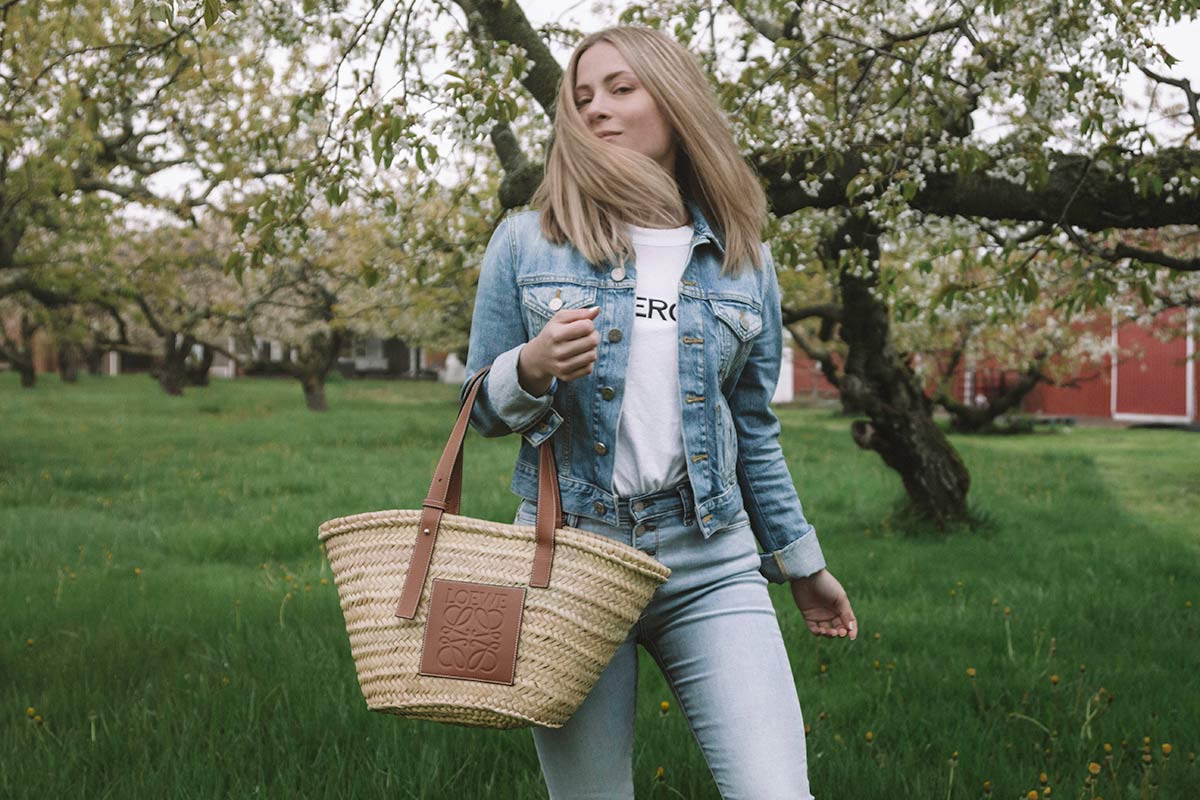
18,361,36,387
186,343,214,387
938,358,1048,433
825,213,971,529
302,373,328,411
296,328,346,412
57,341,80,383
84,346,105,375
154,334,192,396
1,311,40,389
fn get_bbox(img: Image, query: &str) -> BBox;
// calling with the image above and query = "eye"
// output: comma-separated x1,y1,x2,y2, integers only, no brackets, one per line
574,86,634,109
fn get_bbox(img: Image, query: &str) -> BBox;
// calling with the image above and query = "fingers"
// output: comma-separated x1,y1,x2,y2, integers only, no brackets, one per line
805,615,856,639
553,329,602,359
555,305,601,321
837,596,858,640
543,309,601,382
561,360,595,381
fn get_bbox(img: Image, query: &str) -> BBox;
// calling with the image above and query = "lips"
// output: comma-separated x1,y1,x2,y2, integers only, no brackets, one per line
598,131,621,139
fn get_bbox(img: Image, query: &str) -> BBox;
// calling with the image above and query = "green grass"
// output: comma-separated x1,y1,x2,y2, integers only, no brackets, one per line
2,372,1197,799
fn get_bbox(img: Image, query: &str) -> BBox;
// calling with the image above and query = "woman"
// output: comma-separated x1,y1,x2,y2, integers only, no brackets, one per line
462,25,857,800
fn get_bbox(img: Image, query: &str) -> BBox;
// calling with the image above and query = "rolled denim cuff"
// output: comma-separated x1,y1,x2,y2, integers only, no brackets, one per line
758,528,827,583
488,344,563,447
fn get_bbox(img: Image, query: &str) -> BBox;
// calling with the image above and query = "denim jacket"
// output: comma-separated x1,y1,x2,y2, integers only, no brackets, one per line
460,197,826,582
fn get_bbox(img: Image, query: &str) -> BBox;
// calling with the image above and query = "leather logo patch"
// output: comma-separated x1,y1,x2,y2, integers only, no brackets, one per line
419,579,526,685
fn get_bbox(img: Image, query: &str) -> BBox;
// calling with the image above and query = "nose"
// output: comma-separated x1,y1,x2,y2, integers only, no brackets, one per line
585,97,611,128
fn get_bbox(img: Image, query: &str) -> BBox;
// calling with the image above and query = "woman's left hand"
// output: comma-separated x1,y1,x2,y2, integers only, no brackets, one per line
789,569,857,639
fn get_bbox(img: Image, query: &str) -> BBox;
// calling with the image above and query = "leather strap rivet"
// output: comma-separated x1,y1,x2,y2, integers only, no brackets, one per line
423,528,431,535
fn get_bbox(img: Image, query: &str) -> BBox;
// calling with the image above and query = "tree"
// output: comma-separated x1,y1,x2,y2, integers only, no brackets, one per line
0,0,318,382
205,0,1200,527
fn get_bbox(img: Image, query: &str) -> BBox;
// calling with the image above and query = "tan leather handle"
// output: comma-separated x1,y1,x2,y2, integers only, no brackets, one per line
394,364,562,619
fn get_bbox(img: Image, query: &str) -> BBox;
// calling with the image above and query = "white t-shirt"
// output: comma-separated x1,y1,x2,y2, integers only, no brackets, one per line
611,222,693,498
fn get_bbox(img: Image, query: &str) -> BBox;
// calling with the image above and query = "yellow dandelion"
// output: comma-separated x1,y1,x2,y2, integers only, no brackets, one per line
284,574,294,582
886,661,895,670
804,723,812,734
1143,735,1151,745
320,578,328,585
1087,762,1101,776
1078,663,1086,674
873,659,881,670
966,667,977,678
1042,788,1051,797
1142,752,1152,765
991,597,999,606
1027,790,1038,800
872,631,881,640
1004,606,1011,616
1040,771,1048,784
26,706,35,717
660,700,669,712
1185,600,1192,608
34,715,43,725
25,638,33,647
1161,743,1172,756
1050,674,1059,685
820,664,827,674
1103,742,1113,754
951,751,958,761
655,766,664,782
949,589,957,597
982,779,991,795
865,731,874,743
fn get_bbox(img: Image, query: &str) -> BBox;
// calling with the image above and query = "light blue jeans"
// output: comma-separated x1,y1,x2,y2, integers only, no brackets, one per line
513,480,815,800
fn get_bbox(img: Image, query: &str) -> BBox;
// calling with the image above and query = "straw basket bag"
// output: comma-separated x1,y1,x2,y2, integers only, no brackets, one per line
318,364,672,729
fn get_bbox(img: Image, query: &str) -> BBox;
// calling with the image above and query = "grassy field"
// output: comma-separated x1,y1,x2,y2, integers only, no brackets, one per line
2,372,1197,799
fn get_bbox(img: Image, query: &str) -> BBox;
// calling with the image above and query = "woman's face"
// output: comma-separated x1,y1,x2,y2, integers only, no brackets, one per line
573,42,677,176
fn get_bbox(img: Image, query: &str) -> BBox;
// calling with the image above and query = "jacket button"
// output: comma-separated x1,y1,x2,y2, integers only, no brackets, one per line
610,266,626,281
548,296,563,311
593,500,605,514
594,442,608,455
607,328,622,343
632,500,646,512
601,386,615,400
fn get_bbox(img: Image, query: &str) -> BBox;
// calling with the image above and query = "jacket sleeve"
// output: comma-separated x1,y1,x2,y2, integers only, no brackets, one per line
460,215,564,448
729,245,827,582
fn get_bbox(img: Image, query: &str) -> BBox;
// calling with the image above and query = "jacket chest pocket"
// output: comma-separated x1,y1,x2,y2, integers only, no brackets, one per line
520,281,599,338
707,295,763,383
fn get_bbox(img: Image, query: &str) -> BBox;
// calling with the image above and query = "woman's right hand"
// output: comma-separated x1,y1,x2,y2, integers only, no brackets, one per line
518,306,602,394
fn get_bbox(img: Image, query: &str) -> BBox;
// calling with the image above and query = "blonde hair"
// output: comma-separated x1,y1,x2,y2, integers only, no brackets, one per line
529,25,768,279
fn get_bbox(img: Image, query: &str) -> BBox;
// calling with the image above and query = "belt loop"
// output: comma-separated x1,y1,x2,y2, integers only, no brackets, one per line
678,482,694,526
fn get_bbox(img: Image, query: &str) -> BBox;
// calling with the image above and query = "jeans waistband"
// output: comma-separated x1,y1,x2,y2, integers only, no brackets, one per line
612,479,695,527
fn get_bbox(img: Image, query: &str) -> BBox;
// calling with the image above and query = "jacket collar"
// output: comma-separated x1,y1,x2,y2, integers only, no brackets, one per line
685,196,725,255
